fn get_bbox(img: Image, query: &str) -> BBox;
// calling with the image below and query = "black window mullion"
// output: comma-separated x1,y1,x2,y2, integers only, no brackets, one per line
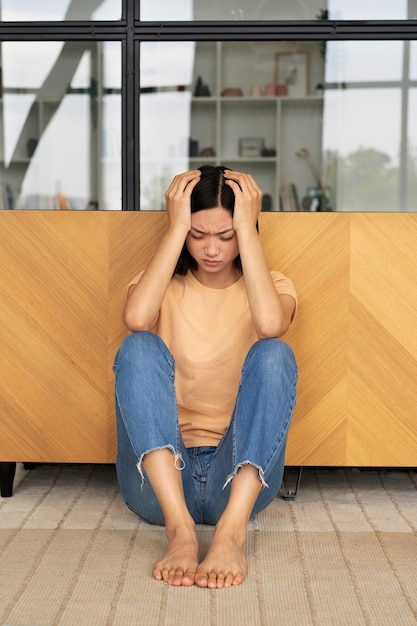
132,20,417,41
0,22,126,41
122,0,138,210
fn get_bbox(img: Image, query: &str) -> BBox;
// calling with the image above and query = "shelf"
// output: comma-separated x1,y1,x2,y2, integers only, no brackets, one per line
188,41,325,211
192,95,324,104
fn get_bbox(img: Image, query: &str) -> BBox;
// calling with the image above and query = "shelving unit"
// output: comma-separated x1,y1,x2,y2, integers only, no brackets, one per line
189,41,325,211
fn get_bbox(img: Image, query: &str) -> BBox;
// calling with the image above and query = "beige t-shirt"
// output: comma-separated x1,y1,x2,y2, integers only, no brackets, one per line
128,270,297,447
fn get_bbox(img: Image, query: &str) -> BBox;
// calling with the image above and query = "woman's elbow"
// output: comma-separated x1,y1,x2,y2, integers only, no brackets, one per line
255,315,292,339
257,324,288,340
122,308,155,332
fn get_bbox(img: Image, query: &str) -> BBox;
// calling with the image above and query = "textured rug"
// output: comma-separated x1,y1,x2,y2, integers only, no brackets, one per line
1,464,416,625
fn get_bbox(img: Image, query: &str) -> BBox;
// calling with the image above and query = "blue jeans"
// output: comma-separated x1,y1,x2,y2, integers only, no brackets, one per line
113,332,297,526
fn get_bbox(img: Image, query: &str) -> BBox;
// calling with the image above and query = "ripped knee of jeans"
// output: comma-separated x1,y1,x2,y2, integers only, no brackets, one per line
136,445,185,489
222,461,269,491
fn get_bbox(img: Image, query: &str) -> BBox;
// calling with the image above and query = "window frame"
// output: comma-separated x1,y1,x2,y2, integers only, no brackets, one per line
1,4,417,210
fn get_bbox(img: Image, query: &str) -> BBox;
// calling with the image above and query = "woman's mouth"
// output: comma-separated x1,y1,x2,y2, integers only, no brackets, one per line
203,259,220,267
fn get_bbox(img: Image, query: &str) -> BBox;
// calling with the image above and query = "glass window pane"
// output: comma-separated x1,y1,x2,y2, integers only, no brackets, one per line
140,40,416,213
0,41,121,210
327,0,408,20
411,41,417,80
325,41,403,83
408,89,417,211
140,0,411,21
323,89,401,212
0,0,121,21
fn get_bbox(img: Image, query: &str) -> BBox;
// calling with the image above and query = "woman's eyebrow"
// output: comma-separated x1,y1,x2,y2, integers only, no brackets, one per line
191,227,235,235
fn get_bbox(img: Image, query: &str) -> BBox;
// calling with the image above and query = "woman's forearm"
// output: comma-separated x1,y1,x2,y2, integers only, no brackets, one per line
237,227,293,338
123,224,187,331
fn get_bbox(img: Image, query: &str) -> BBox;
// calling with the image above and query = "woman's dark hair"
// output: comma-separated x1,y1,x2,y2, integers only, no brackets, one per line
174,165,242,275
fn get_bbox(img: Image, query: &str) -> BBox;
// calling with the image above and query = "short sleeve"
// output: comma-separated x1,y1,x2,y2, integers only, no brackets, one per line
270,271,298,324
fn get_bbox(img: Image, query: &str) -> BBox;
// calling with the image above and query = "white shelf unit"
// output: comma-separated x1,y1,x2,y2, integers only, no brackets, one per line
0,92,108,210
189,41,325,211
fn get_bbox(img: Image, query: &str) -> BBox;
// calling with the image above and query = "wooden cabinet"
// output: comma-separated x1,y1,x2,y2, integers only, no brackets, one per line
1,211,417,471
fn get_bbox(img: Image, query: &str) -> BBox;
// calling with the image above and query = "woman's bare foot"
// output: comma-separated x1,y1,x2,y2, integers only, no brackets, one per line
195,526,247,589
153,524,199,586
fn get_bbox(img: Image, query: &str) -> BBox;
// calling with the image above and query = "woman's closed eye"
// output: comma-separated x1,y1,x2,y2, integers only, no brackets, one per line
190,233,235,241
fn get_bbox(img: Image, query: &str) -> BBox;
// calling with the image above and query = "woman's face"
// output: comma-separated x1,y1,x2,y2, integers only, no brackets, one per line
186,206,239,277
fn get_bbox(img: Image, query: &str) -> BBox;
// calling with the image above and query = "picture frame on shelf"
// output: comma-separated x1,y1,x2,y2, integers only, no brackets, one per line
275,53,309,97
238,137,264,158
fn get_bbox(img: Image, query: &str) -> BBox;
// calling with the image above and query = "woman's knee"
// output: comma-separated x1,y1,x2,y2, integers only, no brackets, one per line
246,338,297,376
118,331,160,357
114,331,170,372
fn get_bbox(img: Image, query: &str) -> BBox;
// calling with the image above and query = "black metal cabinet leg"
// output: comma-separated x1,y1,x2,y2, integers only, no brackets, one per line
0,462,17,498
282,467,303,501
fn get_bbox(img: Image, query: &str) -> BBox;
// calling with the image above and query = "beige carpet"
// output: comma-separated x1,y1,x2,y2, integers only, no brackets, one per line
0,464,416,626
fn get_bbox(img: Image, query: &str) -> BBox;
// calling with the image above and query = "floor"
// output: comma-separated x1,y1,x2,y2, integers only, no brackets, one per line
0,463,416,626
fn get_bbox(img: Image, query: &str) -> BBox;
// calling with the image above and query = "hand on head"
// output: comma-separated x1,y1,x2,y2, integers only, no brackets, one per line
223,170,262,232
165,170,201,232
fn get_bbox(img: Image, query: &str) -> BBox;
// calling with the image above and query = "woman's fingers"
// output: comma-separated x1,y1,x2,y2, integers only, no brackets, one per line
224,170,261,197
166,170,201,196
165,170,201,229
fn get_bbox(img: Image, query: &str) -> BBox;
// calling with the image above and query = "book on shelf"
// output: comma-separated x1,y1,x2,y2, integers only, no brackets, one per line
279,183,300,212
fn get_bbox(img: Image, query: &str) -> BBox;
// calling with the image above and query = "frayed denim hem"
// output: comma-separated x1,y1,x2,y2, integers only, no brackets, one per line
136,445,185,489
222,461,269,491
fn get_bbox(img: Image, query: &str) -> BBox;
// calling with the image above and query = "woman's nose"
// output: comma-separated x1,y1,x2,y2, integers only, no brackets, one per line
205,236,219,256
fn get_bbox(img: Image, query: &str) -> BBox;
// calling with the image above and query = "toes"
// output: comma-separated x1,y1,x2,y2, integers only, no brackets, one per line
169,567,182,585
182,568,196,586
152,566,164,581
197,569,244,589
164,567,196,586
231,572,244,586
207,570,226,589
195,572,208,588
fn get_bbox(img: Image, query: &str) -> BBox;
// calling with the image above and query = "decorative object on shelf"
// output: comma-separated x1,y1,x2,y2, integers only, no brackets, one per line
296,148,332,211
276,84,288,96
275,53,309,97
221,87,243,97
261,147,276,157
194,76,211,97
280,183,300,211
302,196,318,211
189,138,199,157
261,193,273,212
200,147,216,158
250,84,263,97
264,83,276,97
304,187,322,212
239,137,264,158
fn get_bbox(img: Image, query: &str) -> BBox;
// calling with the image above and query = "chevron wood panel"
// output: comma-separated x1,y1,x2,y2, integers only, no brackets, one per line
107,212,169,459
0,212,110,462
348,214,417,465
259,213,417,466
259,213,351,465
2,211,417,467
